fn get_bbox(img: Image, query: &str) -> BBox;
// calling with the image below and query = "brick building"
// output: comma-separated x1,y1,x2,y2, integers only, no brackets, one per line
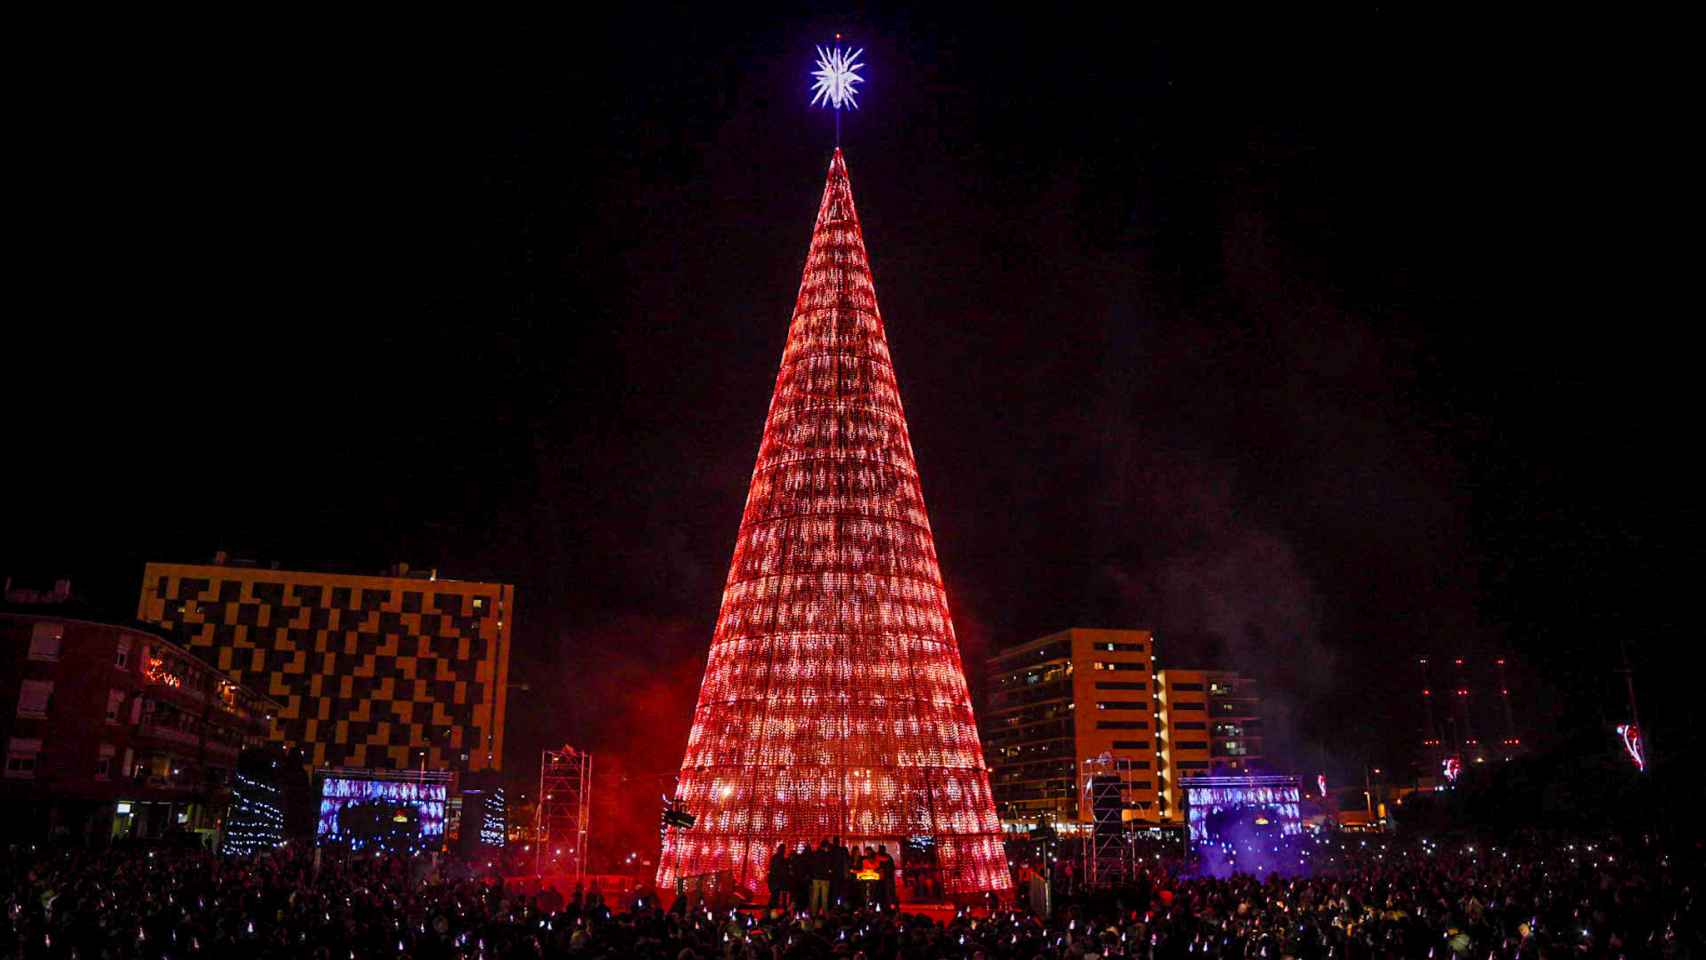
1,607,278,845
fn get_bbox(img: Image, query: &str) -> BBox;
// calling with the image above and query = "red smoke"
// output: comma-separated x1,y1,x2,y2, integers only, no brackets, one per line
540,614,707,877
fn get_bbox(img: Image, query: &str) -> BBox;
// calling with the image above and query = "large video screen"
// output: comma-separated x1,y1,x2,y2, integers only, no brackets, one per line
317,776,448,848
1183,777,1302,845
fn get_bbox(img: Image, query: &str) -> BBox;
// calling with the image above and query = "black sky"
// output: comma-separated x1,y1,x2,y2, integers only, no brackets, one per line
7,10,1691,828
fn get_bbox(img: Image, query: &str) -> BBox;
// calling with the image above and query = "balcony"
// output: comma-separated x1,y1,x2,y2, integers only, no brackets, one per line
988,678,1071,711
986,738,1076,763
203,737,240,759
137,721,201,748
983,720,1074,749
1211,738,1262,758
141,655,208,704
995,784,1076,803
129,771,197,793
208,704,271,739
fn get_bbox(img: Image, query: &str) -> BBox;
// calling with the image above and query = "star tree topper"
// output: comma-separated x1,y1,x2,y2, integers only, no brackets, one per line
811,36,864,144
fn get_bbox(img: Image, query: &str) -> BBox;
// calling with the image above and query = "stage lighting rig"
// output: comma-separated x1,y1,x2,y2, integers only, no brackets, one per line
660,795,696,836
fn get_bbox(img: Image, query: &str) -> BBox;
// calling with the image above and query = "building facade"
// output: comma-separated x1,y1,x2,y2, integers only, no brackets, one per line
1204,671,1263,768
1156,669,1263,818
984,631,1268,832
983,628,1159,830
136,561,513,774
1,610,277,845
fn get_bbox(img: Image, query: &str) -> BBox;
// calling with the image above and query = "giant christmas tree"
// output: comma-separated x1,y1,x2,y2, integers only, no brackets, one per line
656,149,1009,897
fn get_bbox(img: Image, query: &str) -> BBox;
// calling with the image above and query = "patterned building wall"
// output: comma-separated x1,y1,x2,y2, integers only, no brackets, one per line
137,563,512,772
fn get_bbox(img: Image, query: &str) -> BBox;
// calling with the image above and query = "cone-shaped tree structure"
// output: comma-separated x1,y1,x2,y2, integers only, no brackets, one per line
658,150,1009,896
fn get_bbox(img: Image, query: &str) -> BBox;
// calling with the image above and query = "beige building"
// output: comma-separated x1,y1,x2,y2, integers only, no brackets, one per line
982,628,1159,830
985,630,1267,830
1155,669,1263,819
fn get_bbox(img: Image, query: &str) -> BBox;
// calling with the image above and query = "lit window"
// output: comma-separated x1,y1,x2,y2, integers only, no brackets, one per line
5,738,42,779
28,623,64,661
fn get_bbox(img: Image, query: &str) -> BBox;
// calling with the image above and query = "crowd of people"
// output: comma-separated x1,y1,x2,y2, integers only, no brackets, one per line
766,840,898,913
1,831,1698,958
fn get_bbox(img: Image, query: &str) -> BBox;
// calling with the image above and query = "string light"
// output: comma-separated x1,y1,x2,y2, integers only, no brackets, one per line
222,772,285,856
480,786,508,847
658,151,1007,896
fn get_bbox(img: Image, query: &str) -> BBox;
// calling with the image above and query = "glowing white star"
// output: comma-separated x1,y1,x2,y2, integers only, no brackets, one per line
811,44,864,111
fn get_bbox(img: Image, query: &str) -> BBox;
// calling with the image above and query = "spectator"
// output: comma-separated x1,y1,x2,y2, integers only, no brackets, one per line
0,831,1695,959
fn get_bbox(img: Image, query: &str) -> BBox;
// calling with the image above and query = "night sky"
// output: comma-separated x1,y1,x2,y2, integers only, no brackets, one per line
8,12,1689,855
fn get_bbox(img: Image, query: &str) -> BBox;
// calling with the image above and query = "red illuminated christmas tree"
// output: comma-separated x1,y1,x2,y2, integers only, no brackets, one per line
656,148,1010,897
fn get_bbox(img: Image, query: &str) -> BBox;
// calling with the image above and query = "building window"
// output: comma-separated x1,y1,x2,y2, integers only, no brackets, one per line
1170,701,1206,711
1096,701,1147,711
16,681,53,719
1094,681,1146,691
1111,740,1152,750
5,738,42,779
107,690,127,724
1170,682,1204,691
1177,760,1210,771
28,623,64,661
115,637,132,670
96,744,115,780
1098,642,1145,652
1092,662,1144,671
1175,740,1210,751
1096,720,1149,730
1172,721,1207,730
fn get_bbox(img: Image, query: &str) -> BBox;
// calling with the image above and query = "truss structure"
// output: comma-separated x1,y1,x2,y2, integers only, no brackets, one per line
536,745,591,881
1083,755,1137,888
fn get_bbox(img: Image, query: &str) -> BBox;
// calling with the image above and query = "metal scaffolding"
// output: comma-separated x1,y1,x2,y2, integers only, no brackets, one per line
536,745,591,881
1082,754,1135,888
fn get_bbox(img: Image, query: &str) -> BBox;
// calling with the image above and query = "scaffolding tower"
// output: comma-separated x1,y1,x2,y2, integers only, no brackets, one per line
536,745,591,881
1082,754,1135,888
